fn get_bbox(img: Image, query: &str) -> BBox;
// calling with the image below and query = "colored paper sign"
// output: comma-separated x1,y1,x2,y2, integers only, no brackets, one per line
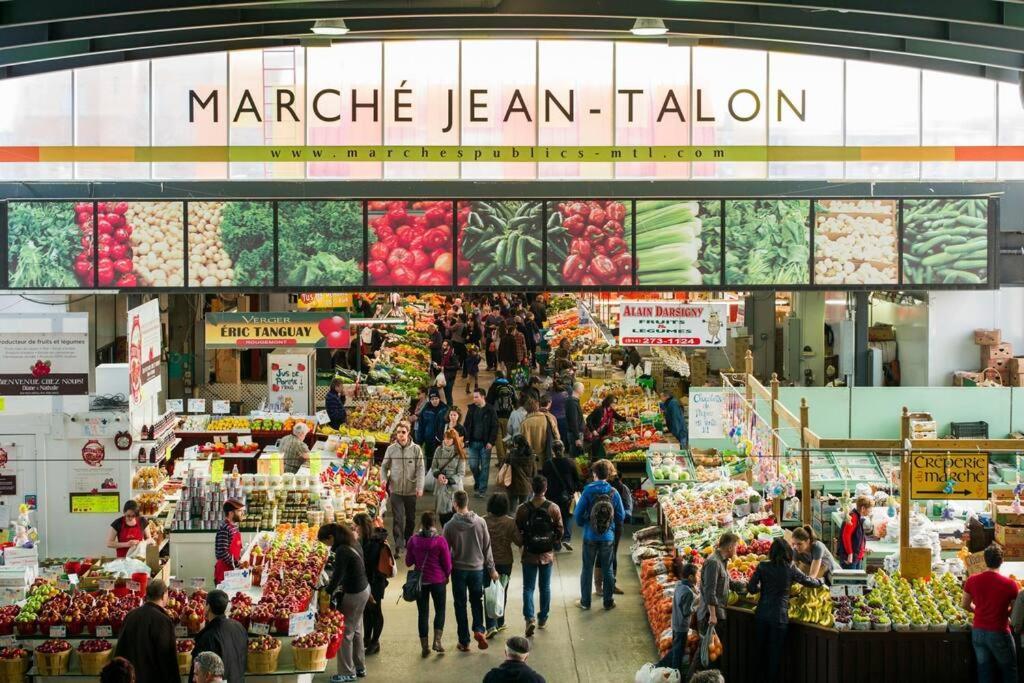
309,453,322,477
211,458,224,483
69,492,120,514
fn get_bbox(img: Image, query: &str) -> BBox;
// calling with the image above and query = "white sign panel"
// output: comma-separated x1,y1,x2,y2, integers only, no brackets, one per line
127,300,162,409
688,390,726,440
0,332,88,396
619,302,727,347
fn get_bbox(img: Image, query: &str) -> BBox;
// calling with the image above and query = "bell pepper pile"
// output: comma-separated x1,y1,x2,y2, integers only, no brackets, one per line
547,200,632,286
367,201,454,286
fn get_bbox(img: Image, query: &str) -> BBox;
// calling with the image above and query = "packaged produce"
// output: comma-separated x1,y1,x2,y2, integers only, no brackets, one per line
545,200,632,286
903,198,988,285
724,200,810,285
458,200,544,286
366,200,453,286
814,199,897,285
635,200,721,286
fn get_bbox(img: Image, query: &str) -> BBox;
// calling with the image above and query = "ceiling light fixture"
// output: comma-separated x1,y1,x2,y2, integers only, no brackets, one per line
631,18,668,36
311,19,349,36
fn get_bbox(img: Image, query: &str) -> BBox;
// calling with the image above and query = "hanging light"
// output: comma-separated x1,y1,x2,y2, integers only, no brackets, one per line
631,18,668,36
311,19,350,36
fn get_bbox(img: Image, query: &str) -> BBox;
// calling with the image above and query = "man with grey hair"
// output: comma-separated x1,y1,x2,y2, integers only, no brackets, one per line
565,382,586,457
280,422,311,474
482,636,546,682
193,651,225,683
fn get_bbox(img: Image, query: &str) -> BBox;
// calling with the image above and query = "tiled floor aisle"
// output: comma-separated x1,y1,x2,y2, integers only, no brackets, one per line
314,370,657,682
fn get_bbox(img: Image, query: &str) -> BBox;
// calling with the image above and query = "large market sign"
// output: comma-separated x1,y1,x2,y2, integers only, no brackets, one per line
619,302,728,347
909,453,988,500
205,312,350,349
0,332,88,397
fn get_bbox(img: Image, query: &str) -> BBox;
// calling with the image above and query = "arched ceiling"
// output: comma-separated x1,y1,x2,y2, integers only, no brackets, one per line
0,0,1022,84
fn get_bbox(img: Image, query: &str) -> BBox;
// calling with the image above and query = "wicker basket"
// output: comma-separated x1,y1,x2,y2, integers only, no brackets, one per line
78,648,112,675
177,651,192,675
0,655,30,683
246,646,281,674
292,644,328,671
34,649,70,676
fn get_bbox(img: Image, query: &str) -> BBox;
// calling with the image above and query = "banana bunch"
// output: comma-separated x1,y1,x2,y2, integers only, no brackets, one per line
788,585,834,627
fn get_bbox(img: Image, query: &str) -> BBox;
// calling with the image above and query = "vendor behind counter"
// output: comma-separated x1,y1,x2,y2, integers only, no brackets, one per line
107,499,152,559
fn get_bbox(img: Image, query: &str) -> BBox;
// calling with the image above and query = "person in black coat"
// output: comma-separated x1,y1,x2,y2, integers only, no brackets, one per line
191,589,247,683
745,538,823,683
541,440,580,551
113,580,179,683
355,513,392,656
483,636,546,683
326,379,347,430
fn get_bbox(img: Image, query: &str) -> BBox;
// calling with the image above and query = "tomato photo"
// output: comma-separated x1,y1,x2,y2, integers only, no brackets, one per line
366,200,453,287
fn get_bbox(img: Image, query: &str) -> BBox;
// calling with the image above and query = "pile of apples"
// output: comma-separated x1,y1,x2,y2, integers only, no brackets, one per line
78,639,112,654
176,639,195,653
315,609,345,638
0,647,29,660
248,635,280,652
36,640,72,654
0,605,20,635
293,630,331,648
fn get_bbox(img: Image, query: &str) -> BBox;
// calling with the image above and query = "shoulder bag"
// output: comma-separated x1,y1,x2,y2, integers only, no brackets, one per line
497,461,513,488
400,568,422,603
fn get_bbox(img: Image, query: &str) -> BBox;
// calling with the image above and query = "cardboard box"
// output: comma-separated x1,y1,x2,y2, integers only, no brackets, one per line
981,342,1013,367
995,522,1024,547
974,329,1002,346
953,370,984,386
993,503,1024,526
964,550,987,575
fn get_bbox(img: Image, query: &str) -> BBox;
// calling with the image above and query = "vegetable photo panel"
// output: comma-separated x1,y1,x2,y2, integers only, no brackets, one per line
187,201,274,287
724,200,811,286
635,200,721,286
457,201,544,287
101,201,185,288
814,199,898,286
545,200,633,287
366,200,454,287
278,201,364,287
7,201,94,288
902,198,989,286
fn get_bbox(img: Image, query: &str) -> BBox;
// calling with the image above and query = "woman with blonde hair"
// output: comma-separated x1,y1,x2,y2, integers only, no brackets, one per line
433,428,467,527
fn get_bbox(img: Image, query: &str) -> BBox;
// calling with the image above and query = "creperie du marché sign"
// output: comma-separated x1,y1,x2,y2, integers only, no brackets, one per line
619,302,727,347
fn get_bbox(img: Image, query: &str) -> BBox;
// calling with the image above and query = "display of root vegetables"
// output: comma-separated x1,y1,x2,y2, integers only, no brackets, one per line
545,200,631,286
724,200,810,285
278,201,362,286
122,202,184,287
367,200,454,287
635,200,720,286
814,199,897,285
903,198,988,285
188,201,273,287
458,201,543,286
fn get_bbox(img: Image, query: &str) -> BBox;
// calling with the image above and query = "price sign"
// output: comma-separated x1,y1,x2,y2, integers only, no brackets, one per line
0,636,14,649
187,398,206,414
96,625,113,638
166,399,184,413
315,410,330,425
268,455,282,477
57,579,69,591
210,458,224,484
68,573,79,586
847,584,864,596
99,579,115,592
50,625,66,638
309,452,322,477
127,580,141,592
830,584,847,597
170,578,184,590
249,622,270,635
222,569,250,591
212,400,230,415
288,610,316,637
190,577,206,590
237,435,253,445
175,625,187,638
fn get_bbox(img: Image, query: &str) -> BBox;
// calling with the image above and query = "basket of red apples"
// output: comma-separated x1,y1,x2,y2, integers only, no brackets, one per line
292,630,330,671
34,640,72,675
0,646,31,678
316,609,345,659
246,635,281,674
176,639,195,675
77,639,113,675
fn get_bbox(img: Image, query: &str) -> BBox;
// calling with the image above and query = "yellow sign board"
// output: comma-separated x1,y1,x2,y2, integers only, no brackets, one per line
309,452,322,477
900,547,932,580
210,458,224,483
910,453,988,500
69,492,121,514
297,293,353,311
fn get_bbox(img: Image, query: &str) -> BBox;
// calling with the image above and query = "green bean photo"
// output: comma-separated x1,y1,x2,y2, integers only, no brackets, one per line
902,198,989,286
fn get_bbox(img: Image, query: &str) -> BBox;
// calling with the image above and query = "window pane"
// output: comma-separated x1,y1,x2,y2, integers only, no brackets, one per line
457,201,543,286
278,201,363,287
103,201,185,287
188,201,273,287
366,200,453,286
75,62,150,179
0,72,72,179
692,47,767,179
544,200,630,286
922,71,995,179
845,61,919,179
152,53,228,180
7,201,93,288
814,199,897,285
769,53,843,179
635,200,720,286
903,198,989,286
999,82,1024,180
724,200,810,285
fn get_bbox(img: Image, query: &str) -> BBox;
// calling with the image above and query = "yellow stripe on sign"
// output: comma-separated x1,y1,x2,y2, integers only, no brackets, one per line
766,146,860,162
859,146,956,162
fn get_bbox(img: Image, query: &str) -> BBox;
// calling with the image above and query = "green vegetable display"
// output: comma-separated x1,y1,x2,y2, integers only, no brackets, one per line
7,202,81,288
459,201,543,287
278,201,363,286
903,198,989,285
724,200,810,285
635,200,721,286
188,201,272,287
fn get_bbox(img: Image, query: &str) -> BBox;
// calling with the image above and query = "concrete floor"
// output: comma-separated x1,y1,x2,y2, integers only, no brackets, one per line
313,371,658,682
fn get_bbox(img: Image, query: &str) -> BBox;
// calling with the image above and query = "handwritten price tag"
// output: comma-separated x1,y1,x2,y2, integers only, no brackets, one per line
50,625,66,638
170,578,184,590
166,399,184,413
190,577,206,590
56,579,69,591
288,611,316,637
187,398,206,414
175,625,187,638
96,625,113,638
249,622,270,635
830,584,848,597
127,580,141,592
99,579,115,591
212,400,230,415
315,410,330,425
68,573,79,586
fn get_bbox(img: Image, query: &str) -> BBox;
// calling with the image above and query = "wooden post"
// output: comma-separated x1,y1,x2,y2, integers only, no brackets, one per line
900,406,911,552
800,397,812,524
771,373,782,521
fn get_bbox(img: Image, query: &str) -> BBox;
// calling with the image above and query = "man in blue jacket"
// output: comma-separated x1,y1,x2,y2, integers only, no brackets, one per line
660,390,687,447
573,459,625,611
415,389,448,470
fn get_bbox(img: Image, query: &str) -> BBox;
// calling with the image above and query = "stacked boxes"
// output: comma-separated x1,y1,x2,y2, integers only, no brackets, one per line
1008,358,1024,387
958,329,1015,385
992,491,1024,559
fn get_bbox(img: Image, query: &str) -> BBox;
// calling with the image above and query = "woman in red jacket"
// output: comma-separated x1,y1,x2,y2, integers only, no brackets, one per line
838,495,873,570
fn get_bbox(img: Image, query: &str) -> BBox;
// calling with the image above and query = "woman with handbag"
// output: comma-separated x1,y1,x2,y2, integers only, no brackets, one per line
317,523,370,683
353,513,393,656
405,512,453,658
483,493,519,639
541,440,581,551
433,429,467,528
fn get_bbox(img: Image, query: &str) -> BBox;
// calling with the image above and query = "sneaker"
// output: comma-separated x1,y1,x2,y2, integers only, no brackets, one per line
484,627,498,640
525,620,536,637
356,670,367,679
496,624,507,633
562,541,573,552
575,599,590,611
604,601,617,611
474,632,489,650
613,586,625,595
331,676,356,683
456,643,470,652
538,619,547,629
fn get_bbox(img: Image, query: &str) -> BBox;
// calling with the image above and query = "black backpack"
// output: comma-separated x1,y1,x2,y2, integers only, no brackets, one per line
523,501,557,555
494,383,517,417
590,492,615,536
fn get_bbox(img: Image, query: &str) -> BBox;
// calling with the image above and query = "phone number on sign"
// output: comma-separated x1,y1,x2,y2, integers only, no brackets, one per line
619,337,702,345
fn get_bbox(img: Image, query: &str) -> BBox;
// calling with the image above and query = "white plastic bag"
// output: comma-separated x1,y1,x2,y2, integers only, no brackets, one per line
434,372,447,388
484,576,506,619
634,663,681,683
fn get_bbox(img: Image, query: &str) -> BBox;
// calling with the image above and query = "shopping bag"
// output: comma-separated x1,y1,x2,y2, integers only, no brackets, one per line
434,372,447,388
698,626,722,667
496,463,512,488
423,469,436,493
634,663,681,683
484,576,505,619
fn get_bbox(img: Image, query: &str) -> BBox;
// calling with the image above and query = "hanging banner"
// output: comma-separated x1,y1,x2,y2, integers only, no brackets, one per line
205,312,350,349
127,299,162,407
296,293,354,311
619,302,727,347
0,332,88,396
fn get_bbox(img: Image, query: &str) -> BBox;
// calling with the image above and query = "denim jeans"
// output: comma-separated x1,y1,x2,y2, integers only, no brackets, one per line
972,628,1018,683
522,562,553,623
580,540,614,608
656,630,688,672
451,568,485,645
416,583,447,638
467,442,491,495
484,563,512,631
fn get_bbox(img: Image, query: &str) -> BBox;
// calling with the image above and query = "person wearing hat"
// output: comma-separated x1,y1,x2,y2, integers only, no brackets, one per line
214,500,245,584
482,636,546,683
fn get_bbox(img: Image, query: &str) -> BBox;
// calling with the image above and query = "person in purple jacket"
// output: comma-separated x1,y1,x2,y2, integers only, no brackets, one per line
405,511,453,658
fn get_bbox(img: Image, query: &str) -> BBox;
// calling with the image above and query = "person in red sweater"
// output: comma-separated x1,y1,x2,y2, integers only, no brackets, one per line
963,544,1020,683
837,496,873,570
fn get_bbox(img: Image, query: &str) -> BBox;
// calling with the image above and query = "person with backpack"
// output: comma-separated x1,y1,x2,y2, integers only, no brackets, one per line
505,394,529,441
484,493,518,639
514,475,563,637
465,388,499,499
573,459,625,611
487,372,518,461
541,440,580,551
601,463,633,596
405,512,452,658
443,490,499,652
353,513,393,657
838,495,873,569
504,434,537,511
565,382,586,458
